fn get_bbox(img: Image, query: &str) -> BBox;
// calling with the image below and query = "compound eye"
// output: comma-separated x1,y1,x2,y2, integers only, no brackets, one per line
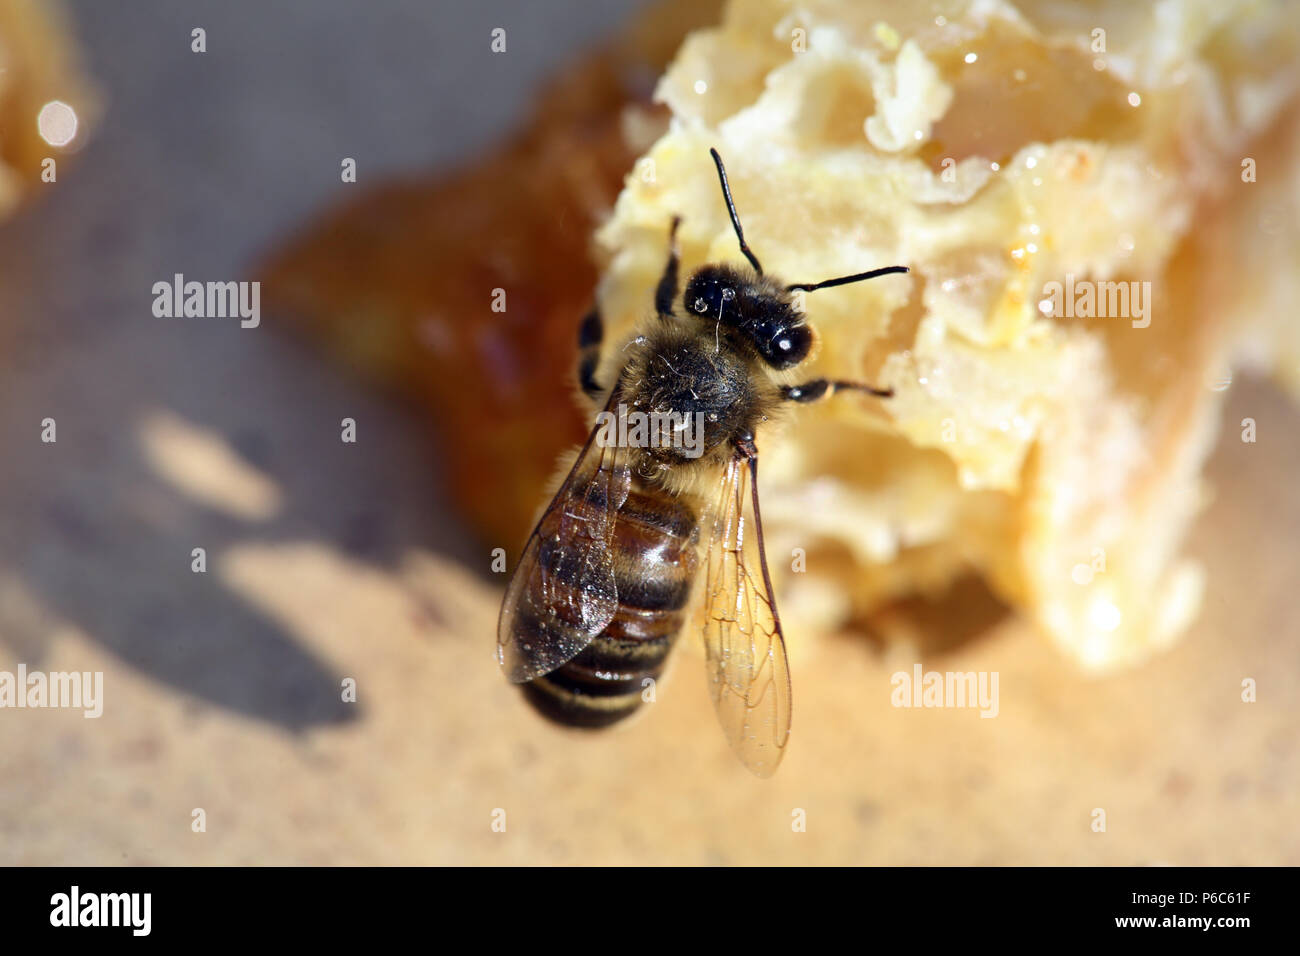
765,323,812,369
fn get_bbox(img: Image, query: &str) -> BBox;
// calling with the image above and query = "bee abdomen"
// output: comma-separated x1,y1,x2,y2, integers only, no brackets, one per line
522,615,684,728
523,483,698,729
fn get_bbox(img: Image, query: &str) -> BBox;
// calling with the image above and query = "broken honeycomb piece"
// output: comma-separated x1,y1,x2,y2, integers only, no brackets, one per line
591,0,1300,669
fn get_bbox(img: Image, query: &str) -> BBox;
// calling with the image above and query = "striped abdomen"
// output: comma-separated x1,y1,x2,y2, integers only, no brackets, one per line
523,479,699,728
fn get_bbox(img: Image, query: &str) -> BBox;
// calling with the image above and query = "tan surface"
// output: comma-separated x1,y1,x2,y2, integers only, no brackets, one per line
0,363,1294,864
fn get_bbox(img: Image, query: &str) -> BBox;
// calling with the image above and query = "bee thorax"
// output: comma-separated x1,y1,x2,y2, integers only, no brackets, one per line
625,332,763,462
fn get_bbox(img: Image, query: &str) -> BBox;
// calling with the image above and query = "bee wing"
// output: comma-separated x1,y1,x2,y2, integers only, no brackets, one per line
497,399,632,683
696,442,792,777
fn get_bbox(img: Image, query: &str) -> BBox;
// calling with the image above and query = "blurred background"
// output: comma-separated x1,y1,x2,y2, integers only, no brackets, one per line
0,0,1296,865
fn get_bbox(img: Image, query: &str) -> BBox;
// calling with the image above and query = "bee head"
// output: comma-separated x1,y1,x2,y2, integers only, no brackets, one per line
683,264,811,370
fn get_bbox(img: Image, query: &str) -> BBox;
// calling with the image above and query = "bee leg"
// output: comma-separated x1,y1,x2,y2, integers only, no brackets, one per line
654,215,683,317
577,306,604,399
782,379,893,403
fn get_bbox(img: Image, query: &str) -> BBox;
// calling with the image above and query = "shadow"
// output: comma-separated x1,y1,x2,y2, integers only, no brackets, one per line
0,306,487,729
852,573,1013,660
0,0,648,730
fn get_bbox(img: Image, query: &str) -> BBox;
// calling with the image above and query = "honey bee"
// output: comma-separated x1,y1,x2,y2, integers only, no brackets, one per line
498,149,908,776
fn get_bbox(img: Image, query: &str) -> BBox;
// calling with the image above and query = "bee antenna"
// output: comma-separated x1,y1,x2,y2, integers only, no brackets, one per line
709,148,764,275
786,265,909,293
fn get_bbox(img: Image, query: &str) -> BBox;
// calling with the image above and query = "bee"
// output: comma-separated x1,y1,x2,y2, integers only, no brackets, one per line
498,149,908,776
